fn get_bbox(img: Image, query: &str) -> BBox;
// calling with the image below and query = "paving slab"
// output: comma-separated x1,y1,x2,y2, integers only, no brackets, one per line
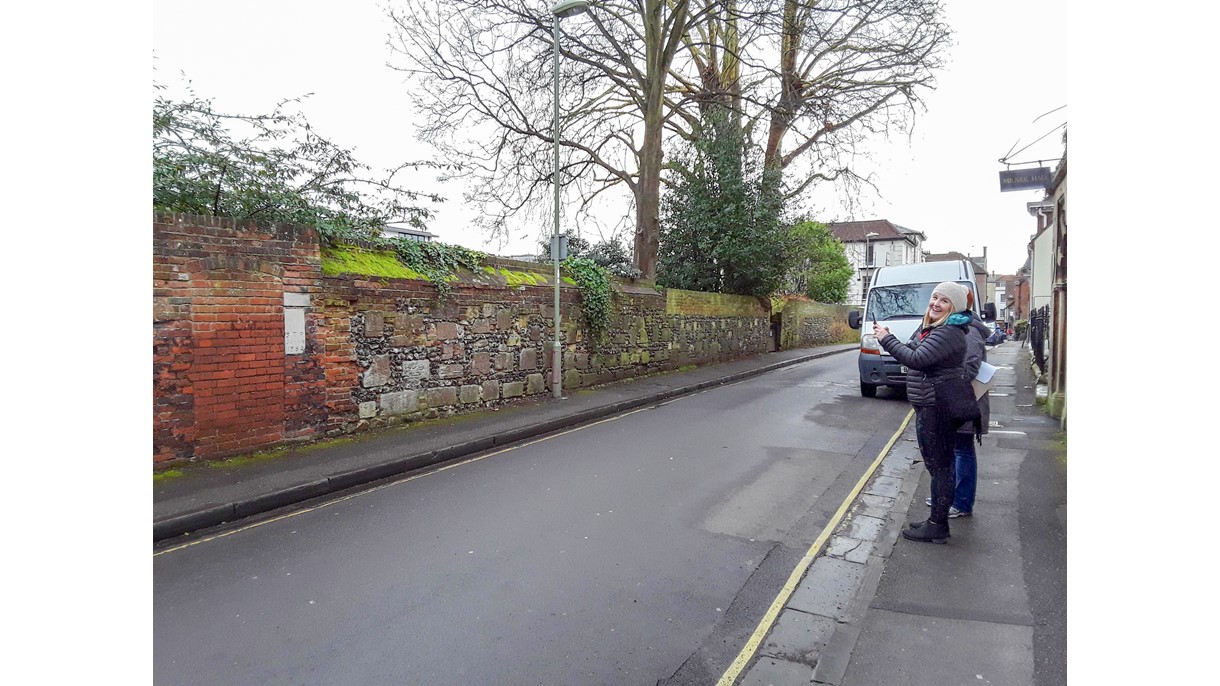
839,608,1034,686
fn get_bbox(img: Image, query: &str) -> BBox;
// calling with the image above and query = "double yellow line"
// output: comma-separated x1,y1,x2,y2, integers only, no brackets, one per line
716,409,914,685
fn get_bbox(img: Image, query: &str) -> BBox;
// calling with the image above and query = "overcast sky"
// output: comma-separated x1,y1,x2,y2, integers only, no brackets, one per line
152,0,1066,276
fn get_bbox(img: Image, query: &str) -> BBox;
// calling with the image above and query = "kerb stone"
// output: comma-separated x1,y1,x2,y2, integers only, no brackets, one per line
840,513,886,542
826,536,875,564
786,557,867,621
760,608,836,664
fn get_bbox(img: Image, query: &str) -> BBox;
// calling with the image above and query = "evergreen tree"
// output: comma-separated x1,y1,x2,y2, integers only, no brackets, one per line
658,111,793,298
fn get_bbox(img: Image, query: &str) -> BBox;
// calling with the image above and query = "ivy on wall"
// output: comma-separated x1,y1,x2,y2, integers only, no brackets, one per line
560,257,612,345
387,239,484,297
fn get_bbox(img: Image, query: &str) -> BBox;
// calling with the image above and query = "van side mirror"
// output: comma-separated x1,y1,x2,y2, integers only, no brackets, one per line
848,310,862,329
983,303,997,321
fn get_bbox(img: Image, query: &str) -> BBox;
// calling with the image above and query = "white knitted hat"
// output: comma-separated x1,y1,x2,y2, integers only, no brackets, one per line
932,281,968,313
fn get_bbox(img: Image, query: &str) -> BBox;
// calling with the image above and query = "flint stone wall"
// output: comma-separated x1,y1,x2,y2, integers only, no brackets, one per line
154,212,830,467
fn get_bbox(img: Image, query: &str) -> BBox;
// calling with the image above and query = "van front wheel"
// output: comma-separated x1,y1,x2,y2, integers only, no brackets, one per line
860,383,878,398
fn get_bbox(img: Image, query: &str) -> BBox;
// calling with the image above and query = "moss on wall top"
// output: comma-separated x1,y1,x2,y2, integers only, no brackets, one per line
321,245,428,280
319,246,573,291
482,265,552,287
666,289,767,317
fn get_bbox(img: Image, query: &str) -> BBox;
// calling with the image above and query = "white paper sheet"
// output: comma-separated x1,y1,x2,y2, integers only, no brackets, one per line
972,361,998,399
975,361,997,384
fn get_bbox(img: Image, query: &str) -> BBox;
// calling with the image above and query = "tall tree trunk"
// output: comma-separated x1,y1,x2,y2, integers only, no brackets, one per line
635,89,664,280
633,0,688,280
764,0,802,173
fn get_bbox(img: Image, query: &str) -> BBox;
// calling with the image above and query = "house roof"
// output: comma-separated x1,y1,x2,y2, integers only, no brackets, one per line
892,224,927,240
925,252,986,276
828,219,917,243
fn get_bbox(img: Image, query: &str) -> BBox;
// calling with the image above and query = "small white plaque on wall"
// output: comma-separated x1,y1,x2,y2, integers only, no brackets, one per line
284,292,311,308
285,307,306,354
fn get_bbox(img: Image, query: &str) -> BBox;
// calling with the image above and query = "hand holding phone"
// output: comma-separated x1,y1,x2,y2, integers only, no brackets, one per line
872,317,889,339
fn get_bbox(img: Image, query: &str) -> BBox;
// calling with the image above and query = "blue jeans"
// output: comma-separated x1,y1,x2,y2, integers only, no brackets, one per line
951,433,977,512
929,433,977,513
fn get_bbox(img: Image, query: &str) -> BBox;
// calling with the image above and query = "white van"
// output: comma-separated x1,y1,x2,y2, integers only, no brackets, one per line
846,259,995,397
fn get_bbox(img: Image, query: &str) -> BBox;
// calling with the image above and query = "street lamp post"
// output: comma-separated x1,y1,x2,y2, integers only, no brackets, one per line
862,231,879,306
550,0,590,399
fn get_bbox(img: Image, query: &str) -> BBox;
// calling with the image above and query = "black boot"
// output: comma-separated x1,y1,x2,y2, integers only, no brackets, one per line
902,519,950,544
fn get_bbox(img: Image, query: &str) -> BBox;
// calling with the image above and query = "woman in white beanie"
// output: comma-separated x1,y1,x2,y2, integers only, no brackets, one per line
872,281,973,543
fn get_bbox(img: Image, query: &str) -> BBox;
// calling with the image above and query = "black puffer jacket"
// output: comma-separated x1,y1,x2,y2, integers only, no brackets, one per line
879,322,968,407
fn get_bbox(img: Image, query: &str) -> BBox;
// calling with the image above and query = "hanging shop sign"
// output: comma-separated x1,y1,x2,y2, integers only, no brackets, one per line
998,167,1052,192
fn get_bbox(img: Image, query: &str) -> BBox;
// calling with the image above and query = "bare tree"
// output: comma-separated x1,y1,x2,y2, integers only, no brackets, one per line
760,0,951,198
387,0,725,279
385,0,948,278
665,0,950,200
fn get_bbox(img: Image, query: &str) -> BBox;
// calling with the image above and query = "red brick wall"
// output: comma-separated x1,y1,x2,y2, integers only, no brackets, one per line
153,213,325,464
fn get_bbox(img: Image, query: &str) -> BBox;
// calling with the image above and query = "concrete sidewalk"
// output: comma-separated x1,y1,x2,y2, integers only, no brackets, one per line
153,343,858,542
736,339,1066,685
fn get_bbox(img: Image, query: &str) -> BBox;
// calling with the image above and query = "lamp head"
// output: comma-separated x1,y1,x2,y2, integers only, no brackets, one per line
552,0,590,18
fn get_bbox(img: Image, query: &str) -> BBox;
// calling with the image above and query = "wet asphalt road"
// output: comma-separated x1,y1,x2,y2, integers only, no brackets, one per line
154,353,912,685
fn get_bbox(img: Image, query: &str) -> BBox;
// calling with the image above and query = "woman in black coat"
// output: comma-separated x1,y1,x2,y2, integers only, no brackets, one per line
872,281,973,543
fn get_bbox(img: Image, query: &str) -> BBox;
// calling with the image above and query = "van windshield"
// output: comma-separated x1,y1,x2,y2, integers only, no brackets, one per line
867,282,943,321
